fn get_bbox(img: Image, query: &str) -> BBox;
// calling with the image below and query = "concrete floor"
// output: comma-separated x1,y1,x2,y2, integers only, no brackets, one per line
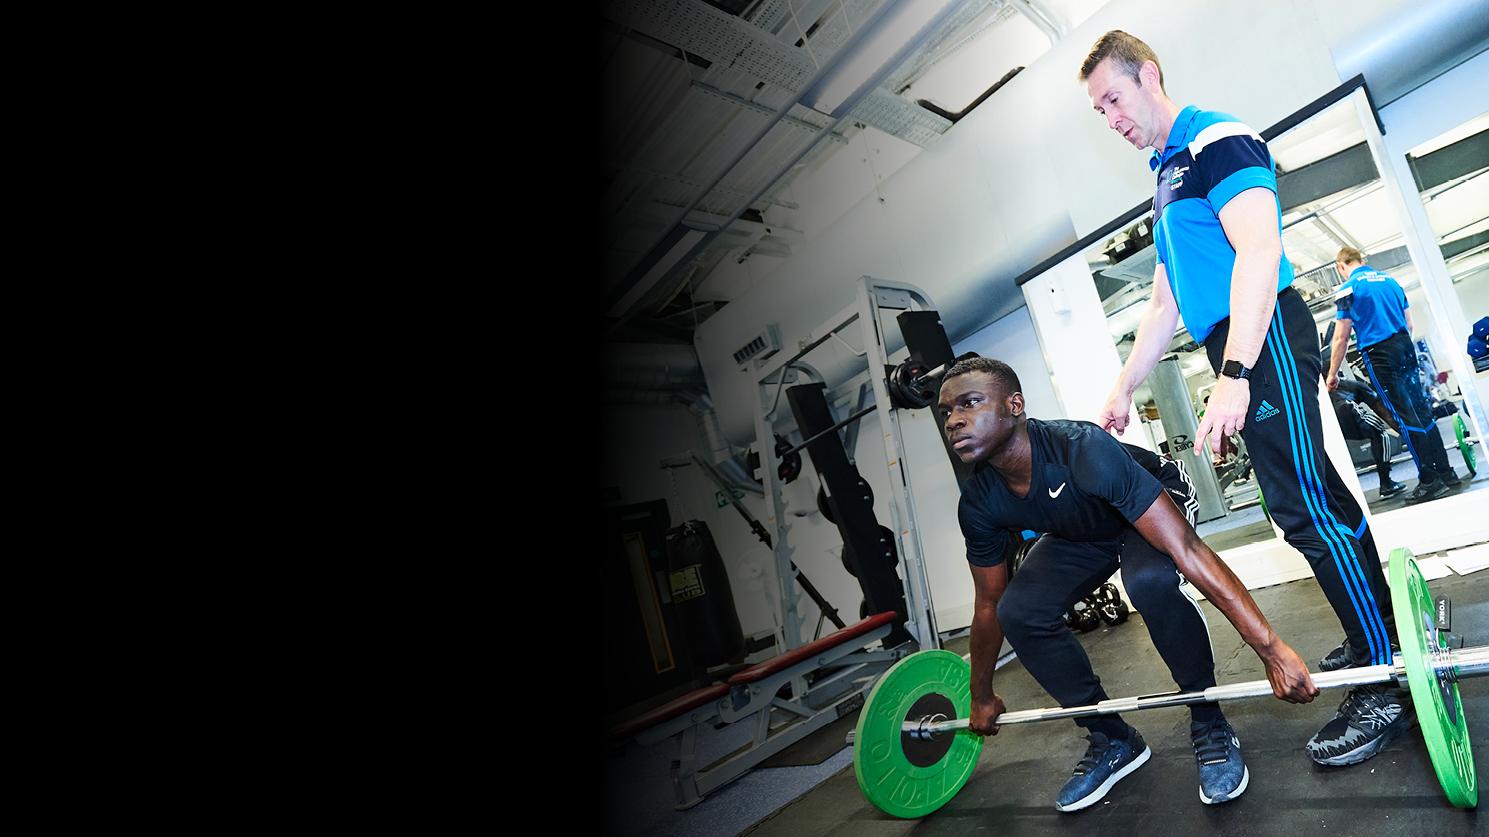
738,566,1488,837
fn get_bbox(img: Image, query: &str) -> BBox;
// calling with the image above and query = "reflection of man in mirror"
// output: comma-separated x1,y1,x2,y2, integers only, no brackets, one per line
1328,375,1406,499
1324,247,1462,503
1080,30,1410,769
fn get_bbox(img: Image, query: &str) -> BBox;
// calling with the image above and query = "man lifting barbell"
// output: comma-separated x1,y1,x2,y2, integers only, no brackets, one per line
938,357,1318,811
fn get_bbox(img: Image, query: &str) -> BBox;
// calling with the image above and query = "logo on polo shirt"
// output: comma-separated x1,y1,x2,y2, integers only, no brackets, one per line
1255,400,1280,422
1169,165,1190,189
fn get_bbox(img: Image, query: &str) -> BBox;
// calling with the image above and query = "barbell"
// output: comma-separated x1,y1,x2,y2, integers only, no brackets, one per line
851,548,1480,816
885,352,981,410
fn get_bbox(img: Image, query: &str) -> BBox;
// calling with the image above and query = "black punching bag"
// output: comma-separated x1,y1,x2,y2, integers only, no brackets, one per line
665,520,745,668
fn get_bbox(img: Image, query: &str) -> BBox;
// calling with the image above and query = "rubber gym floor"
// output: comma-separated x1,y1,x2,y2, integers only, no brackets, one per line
609,559,1488,836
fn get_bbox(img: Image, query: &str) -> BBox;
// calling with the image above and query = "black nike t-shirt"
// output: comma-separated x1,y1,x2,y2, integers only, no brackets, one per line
958,418,1189,567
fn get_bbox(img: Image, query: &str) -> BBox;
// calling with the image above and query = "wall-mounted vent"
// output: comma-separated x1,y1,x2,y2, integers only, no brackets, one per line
733,324,780,369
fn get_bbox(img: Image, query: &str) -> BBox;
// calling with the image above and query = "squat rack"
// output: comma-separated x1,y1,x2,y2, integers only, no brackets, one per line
750,276,949,653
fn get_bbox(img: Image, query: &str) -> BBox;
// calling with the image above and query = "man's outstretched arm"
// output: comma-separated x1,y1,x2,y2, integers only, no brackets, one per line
1099,261,1181,434
1132,492,1320,703
967,561,1010,735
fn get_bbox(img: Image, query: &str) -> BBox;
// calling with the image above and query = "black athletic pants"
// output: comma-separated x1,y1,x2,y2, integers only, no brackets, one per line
1334,399,1392,482
1360,330,1454,484
1205,286,1396,667
999,528,1222,739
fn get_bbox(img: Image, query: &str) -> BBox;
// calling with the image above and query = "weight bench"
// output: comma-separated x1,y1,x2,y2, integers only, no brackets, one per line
608,611,908,809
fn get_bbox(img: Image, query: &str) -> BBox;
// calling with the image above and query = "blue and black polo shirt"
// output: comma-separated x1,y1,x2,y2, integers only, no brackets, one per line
1334,264,1408,349
1150,105,1295,345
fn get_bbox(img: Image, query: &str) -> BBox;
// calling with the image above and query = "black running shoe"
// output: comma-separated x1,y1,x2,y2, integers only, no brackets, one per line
1404,480,1448,505
1378,479,1407,499
1305,685,1415,766
1438,469,1463,487
1318,639,1352,672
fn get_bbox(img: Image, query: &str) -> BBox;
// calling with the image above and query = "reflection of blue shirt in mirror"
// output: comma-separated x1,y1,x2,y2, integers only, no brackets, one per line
958,419,1185,567
1150,105,1295,345
1334,265,1408,349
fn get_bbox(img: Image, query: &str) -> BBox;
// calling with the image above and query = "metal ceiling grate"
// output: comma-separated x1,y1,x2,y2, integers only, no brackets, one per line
851,89,952,146
610,0,816,91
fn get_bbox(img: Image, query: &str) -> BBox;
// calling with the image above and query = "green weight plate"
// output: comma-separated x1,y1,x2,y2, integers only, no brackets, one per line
1456,415,1476,476
854,650,982,818
1389,547,1477,808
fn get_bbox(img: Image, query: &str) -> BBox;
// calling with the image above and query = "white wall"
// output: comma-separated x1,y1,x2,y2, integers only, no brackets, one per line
1458,264,1488,321
954,305,1061,419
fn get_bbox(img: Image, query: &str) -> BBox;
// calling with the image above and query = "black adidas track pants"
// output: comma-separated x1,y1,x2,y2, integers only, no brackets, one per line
1360,330,1455,484
1204,287,1397,667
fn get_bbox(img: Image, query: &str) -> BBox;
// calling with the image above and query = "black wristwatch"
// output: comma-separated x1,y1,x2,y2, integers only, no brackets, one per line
1220,359,1252,381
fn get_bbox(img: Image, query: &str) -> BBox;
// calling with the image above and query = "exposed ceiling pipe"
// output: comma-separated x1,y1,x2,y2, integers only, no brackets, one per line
605,0,915,318
1007,0,1066,44
917,66,1024,122
607,0,970,328
676,392,764,497
679,391,737,465
604,343,705,390
607,388,678,406
1329,0,1489,107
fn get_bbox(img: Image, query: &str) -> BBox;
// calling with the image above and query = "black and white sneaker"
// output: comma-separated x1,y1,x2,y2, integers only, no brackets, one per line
1404,480,1449,505
1378,479,1407,499
1305,685,1415,766
1318,639,1352,672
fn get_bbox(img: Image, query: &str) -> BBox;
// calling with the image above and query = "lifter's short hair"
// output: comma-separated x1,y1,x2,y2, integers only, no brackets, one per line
943,356,1021,397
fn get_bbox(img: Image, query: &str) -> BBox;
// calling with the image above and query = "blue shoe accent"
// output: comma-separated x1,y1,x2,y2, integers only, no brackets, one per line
1055,727,1150,812
1191,718,1248,804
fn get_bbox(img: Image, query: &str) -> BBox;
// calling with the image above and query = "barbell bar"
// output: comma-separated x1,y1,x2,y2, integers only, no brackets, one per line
846,647,1487,744
900,645,1488,738
851,548,1481,816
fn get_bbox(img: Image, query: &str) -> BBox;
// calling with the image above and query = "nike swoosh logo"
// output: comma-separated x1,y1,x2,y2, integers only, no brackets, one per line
1049,483,1066,498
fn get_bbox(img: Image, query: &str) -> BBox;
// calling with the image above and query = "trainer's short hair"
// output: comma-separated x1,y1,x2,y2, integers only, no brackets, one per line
1077,30,1164,90
1337,247,1365,265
